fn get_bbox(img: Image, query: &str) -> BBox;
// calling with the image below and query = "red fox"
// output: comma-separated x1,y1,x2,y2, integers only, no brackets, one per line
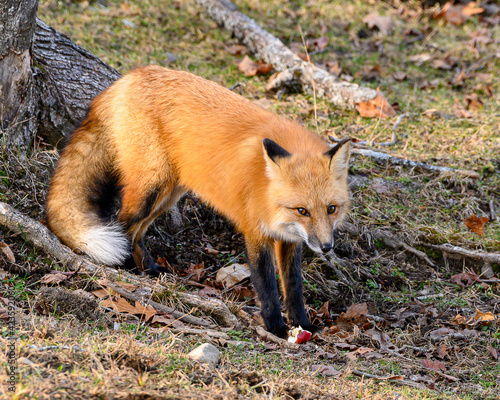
46,66,351,337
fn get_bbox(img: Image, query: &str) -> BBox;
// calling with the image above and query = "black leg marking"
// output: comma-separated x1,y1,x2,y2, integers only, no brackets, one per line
122,187,161,230
248,245,288,338
278,242,322,334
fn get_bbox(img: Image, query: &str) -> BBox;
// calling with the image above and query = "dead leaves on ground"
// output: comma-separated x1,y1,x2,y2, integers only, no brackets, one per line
237,55,273,77
464,213,489,236
356,88,397,118
434,1,484,26
93,280,187,330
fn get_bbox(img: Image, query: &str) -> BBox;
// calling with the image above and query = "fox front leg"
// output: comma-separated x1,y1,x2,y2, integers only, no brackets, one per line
245,238,289,338
275,241,322,335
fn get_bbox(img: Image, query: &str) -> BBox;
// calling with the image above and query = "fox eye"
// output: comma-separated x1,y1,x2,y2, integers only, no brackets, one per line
327,205,337,214
297,207,310,217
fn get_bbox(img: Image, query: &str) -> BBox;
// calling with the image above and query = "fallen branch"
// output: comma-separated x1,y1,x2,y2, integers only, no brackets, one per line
351,148,480,179
254,326,300,350
372,230,436,268
417,242,500,267
195,0,376,108
104,281,211,327
0,201,238,327
351,370,427,390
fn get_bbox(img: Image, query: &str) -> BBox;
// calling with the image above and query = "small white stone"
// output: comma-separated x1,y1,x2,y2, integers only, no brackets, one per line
187,343,220,369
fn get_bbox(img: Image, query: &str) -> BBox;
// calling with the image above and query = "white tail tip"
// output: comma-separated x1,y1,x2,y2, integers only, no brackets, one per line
80,224,129,266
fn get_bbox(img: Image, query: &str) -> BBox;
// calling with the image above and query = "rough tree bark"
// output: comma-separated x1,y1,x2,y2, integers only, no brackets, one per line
0,0,39,150
195,0,377,108
1,1,120,149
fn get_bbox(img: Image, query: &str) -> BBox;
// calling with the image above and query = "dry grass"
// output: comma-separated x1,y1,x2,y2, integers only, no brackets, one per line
1,0,499,399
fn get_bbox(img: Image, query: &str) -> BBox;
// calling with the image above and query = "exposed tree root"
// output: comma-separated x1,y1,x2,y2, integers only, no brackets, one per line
351,148,480,179
417,242,500,268
195,0,376,108
0,201,238,328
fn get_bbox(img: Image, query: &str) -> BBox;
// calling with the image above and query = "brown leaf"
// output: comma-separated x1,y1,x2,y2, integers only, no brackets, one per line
325,60,342,76
310,36,328,51
464,93,483,111
364,328,398,352
454,99,473,119
99,296,157,320
435,1,484,26
0,242,15,263
116,281,138,292
186,262,206,282
40,273,69,285
362,12,394,35
317,301,331,319
487,344,498,360
474,308,495,324
151,313,185,329
464,214,489,236
355,64,381,80
421,359,446,372
356,88,396,119
196,286,220,298
238,55,273,77
435,343,449,359
432,59,453,70
450,272,480,287
392,71,406,81
409,53,431,65
225,44,247,55
92,288,113,298
311,365,341,377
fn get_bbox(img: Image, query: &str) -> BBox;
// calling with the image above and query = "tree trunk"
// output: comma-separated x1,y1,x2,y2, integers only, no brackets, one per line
0,0,39,150
32,19,120,146
1,2,121,150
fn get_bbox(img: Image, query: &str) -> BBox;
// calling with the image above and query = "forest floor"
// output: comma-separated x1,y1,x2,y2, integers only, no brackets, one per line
1,0,499,399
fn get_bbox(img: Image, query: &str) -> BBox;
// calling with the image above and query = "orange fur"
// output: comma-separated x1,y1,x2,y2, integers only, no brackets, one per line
46,66,351,334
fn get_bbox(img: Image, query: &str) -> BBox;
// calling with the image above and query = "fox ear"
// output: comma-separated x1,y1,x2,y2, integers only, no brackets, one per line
263,138,291,179
263,138,291,164
324,138,351,178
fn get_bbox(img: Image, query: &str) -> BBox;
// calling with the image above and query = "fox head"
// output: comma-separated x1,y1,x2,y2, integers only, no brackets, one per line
262,138,351,254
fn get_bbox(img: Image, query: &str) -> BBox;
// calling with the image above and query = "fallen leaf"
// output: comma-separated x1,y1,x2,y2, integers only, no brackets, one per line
432,59,453,70
225,44,247,55
356,88,396,118
362,12,394,35
311,364,341,377
464,214,489,236
116,281,137,292
325,60,342,76
408,53,431,65
40,273,69,285
187,262,206,282
196,286,220,298
355,64,381,80
435,1,484,26
421,359,446,372
429,327,456,340
0,242,15,263
238,55,273,77
474,308,495,324
364,328,398,352
464,93,483,111
317,301,331,319
309,36,329,51
487,344,498,360
216,263,251,288
99,296,157,320
151,313,185,329
435,343,449,359
454,99,473,119
392,71,406,81
92,288,113,298
450,272,480,287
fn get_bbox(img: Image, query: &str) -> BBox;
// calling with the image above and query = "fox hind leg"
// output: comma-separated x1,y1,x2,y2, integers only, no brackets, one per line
118,182,186,276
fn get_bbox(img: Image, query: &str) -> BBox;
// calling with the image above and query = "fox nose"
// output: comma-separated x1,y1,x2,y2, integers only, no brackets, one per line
321,244,333,253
